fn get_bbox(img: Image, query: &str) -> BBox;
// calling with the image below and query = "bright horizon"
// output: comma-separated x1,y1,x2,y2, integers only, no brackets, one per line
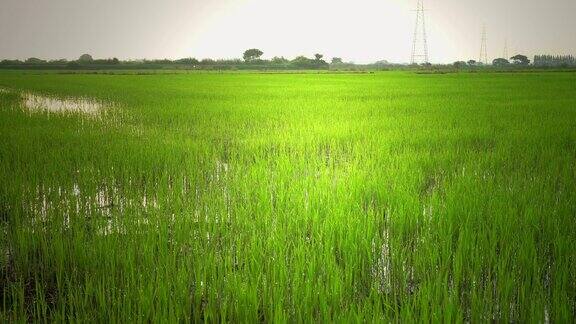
1,0,575,64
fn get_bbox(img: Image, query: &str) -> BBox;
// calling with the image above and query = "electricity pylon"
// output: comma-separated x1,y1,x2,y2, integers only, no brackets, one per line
410,0,429,64
479,24,488,64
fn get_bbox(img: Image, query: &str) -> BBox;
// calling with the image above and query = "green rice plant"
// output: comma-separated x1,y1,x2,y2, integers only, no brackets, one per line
0,71,575,322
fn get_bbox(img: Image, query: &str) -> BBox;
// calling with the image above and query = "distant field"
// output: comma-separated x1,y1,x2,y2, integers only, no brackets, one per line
0,71,575,322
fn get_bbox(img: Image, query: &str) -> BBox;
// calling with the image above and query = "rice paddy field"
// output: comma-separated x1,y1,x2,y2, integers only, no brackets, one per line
0,70,575,322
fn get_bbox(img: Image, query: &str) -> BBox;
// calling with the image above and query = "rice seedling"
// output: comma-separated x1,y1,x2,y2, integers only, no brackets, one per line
0,71,575,322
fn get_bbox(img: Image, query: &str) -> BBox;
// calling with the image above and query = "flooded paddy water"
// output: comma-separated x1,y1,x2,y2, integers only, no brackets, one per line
23,93,103,115
0,87,107,115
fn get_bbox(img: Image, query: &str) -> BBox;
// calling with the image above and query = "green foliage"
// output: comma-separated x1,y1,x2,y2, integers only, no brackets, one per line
290,55,329,69
200,58,215,65
66,61,80,69
271,56,289,65
25,57,46,64
534,55,576,67
49,59,68,64
78,54,93,62
243,48,264,62
0,71,575,322
492,58,510,66
0,59,23,66
174,57,199,65
511,54,530,65
453,61,467,68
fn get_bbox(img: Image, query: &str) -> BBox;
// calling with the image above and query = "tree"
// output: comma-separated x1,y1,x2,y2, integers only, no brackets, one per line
243,49,263,62
331,57,343,64
78,54,93,62
49,59,68,64
271,56,289,64
66,61,80,69
373,60,390,67
175,57,199,65
467,60,477,66
313,54,328,68
25,57,45,64
453,61,467,69
510,54,530,65
200,58,215,65
291,56,314,69
492,58,510,67
0,59,23,65
291,55,326,69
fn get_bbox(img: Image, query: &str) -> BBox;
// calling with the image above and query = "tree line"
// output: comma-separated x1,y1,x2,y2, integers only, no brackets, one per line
2,49,575,71
533,55,576,67
0,50,333,70
452,54,532,68
0,49,457,70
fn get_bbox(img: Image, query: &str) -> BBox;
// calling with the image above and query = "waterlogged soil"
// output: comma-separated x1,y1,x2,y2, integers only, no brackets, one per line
26,159,231,236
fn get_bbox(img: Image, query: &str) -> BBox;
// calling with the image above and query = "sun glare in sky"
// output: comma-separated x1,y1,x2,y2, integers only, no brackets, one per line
0,0,574,63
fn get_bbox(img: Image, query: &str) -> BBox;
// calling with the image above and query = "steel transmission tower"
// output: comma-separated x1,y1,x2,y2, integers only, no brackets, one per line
479,24,488,64
410,0,429,64
503,38,508,59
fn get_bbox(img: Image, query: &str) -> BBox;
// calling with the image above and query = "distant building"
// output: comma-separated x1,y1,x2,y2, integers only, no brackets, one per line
533,55,576,67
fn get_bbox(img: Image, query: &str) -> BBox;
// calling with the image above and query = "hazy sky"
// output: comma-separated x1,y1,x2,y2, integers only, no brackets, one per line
1,0,574,63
